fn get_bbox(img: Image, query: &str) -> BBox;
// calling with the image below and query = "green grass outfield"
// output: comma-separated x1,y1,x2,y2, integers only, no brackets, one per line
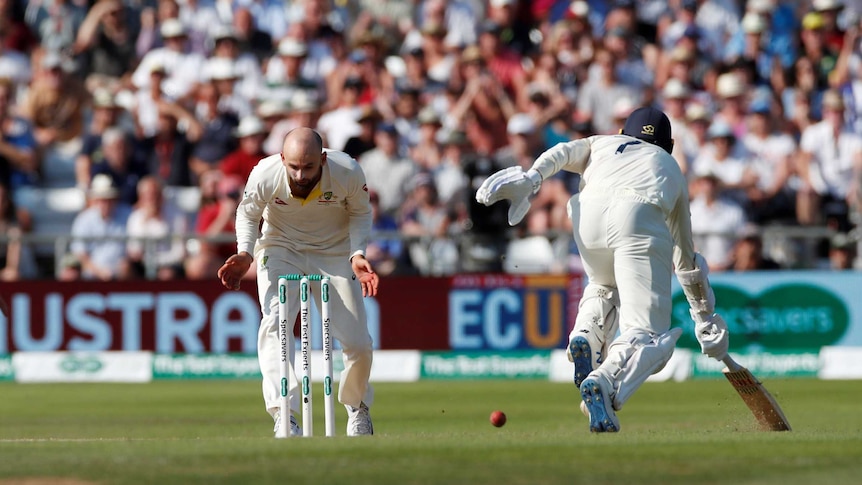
1,379,861,485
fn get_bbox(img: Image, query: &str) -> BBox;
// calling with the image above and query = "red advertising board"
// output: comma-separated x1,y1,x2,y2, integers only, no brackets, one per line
0,275,584,352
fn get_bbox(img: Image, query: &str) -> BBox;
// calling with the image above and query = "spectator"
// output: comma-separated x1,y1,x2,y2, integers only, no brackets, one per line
691,120,757,207
797,89,862,232
342,105,378,160
126,176,187,280
476,20,529,109
23,51,86,149
24,0,86,54
0,25,32,97
75,88,127,189
660,79,693,174
409,106,443,172
220,116,267,182
131,18,205,99
90,127,149,206
176,0,220,55
728,227,780,271
0,77,37,190
359,122,417,218
497,113,570,235
184,170,243,280
134,100,202,187
712,72,750,138
317,75,365,152
0,0,36,54
207,25,264,105
741,98,798,224
264,38,319,105
449,45,513,154
689,173,747,272
828,232,858,270
366,190,403,277
432,128,470,208
73,0,138,93
0,180,36,280
68,174,132,281
576,46,640,134
400,172,458,275
231,7,273,64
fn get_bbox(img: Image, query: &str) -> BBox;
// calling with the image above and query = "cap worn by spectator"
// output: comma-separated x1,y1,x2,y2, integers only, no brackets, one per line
686,103,711,123
436,128,468,146
212,25,239,43
507,113,536,136
258,99,289,119
670,45,695,63
93,88,119,109
234,116,265,138
663,79,690,100
461,45,483,64
160,19,186,39
681,25,700,39
527,83,550,103
478,20,503,36
344,76,364,90
377,122,398,136
278,38,308,57
290,91,319,113
150,62,167,75
567,0,590,18
357,106,379,124
822,89,846,111
742,13,767,34
205,58,240,82
89,174,119,200
813,0,845,12
716,72,746,99
746,0,775,13
749,98,772,115
409,172,436,191
831,233,856,251
707,120,735,139
490,0,515,8
680,0,698,12
612,97,636,120
621,106,674,153
802,12,825,31
418,107,441,126
421,21,447,37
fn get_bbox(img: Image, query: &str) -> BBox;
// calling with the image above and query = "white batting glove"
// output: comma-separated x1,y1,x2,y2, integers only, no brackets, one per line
691,311,730,360
475,167,543,225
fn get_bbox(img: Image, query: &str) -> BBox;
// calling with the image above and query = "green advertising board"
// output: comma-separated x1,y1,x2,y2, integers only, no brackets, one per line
153,354,262,379
0,354,12,381
673,283,851,353
421,351,550,379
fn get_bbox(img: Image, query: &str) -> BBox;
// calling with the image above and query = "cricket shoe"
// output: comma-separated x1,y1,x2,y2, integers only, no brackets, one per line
346,402,374,436
568,334,600,388
580,376,620,433
273,412,302,437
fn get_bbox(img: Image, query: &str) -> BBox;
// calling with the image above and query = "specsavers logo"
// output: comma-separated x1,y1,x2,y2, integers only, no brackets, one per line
60,354,104,373
672,283,850,352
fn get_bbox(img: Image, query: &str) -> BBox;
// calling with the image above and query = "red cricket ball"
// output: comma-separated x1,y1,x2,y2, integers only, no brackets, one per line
490,410,507,427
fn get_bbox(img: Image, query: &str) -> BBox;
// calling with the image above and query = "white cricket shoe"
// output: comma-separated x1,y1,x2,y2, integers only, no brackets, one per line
580,376,620,433
346,402,374,436
273,412,302,437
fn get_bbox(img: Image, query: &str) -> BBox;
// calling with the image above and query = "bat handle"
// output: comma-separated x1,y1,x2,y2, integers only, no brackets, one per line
720,354,742,372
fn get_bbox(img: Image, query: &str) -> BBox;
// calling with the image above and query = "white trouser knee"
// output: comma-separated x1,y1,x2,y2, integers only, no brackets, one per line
593,327,682,411
567,284,620,368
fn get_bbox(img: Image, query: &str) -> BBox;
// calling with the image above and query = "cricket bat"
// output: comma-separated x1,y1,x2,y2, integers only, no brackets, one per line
721,355,791,431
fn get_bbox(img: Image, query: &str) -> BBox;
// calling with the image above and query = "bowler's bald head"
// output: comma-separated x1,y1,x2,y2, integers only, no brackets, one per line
282,127,323,161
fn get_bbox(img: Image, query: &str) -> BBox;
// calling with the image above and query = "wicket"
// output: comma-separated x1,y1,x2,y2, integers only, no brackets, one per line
276,274,336,438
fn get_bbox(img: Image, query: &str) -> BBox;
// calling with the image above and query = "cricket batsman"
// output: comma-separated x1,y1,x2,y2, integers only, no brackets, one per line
476,107,730,432
218,127,379,437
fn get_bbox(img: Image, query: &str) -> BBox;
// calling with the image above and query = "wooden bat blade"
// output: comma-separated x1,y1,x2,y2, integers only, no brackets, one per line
723,364,791,431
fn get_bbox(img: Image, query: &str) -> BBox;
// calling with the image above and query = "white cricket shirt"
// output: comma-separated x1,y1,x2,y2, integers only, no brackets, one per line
235,149,372,260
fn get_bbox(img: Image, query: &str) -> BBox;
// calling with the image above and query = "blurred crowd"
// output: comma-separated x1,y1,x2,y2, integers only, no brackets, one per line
1,0,862,282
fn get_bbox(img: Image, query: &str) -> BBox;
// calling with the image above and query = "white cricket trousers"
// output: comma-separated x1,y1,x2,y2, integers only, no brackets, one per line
255,244,374,417
571,192,674,336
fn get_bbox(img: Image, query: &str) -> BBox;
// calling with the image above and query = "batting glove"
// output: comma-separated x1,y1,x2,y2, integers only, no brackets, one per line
691,311,730,361
475,167,543,225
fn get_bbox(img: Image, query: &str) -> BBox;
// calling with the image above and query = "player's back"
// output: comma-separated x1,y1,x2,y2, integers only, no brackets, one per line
581,134,687,217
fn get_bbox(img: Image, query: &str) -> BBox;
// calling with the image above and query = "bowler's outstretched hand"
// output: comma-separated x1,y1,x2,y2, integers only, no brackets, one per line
218,252,253,291
352,255,379,297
